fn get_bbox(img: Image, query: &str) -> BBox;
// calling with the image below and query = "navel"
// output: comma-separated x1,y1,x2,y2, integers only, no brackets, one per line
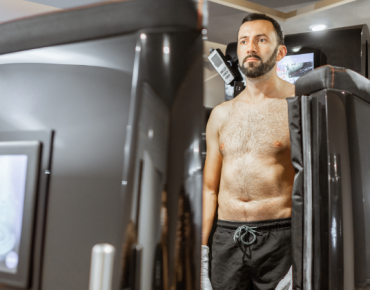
274,141,282,147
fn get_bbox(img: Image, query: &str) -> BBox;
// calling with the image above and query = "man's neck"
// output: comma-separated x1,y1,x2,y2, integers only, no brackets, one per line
241,68,284,102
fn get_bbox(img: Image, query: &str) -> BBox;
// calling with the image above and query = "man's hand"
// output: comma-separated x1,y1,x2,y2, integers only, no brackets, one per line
201,245,213,290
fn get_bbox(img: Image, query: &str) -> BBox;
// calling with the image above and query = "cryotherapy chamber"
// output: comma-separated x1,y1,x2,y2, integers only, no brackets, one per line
289,66,370,290
0,1,205,290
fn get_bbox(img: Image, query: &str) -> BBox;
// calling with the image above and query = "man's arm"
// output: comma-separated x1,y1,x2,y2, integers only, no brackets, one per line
202,108,223,245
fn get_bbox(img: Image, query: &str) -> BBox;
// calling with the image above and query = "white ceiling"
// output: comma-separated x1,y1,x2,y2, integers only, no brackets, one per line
207,0,370,44
0,0,369,46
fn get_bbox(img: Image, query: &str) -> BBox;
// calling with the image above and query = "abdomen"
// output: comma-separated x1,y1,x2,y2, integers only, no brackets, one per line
217,154,294,221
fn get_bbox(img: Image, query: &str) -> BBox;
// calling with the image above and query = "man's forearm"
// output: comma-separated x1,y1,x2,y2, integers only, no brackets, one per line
202,192,218,245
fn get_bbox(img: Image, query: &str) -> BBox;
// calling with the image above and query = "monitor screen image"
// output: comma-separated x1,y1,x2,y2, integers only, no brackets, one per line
277,52,314,84
0,155,28,274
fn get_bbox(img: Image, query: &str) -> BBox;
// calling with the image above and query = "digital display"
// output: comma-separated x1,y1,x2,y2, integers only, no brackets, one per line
211,53,223,68
0,155,28,274
277,52,314,84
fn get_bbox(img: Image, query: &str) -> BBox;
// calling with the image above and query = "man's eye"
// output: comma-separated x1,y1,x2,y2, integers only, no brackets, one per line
241,40,246,44
259,39,266,42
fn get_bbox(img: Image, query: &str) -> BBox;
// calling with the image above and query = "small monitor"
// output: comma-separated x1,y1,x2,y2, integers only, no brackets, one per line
0,141,40,288
0,154,28,274
277,52,314,84
211,53,223,68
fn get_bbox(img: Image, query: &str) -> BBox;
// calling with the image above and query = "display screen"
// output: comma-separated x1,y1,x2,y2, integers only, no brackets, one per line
211,53,223,68
0,155,28,274
277,52,314,84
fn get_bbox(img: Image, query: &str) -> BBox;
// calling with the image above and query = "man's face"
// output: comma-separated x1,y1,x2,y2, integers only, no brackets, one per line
237,20,284,78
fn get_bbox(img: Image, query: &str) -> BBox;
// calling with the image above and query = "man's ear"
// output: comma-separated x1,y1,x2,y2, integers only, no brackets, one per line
276,45,287,62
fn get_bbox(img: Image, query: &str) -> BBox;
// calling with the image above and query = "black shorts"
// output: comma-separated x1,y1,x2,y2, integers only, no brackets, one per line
211,218,292,290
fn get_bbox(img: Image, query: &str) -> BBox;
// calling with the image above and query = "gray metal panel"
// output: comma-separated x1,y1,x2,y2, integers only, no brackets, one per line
0,33,135,290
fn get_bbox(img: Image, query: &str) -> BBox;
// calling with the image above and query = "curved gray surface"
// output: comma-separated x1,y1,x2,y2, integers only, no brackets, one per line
0,61,132,290
0,0,198,56
295,65,370,103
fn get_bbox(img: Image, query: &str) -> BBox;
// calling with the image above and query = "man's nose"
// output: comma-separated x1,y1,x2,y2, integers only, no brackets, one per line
246,41,257,54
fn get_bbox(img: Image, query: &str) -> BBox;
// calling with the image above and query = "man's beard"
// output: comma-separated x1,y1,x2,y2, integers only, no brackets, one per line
239,45,279,78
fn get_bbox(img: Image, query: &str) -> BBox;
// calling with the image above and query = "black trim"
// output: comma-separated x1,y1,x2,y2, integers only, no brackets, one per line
287,96,304,290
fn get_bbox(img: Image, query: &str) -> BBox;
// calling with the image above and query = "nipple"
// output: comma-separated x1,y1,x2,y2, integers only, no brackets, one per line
220,143,225,150
274,141,282,147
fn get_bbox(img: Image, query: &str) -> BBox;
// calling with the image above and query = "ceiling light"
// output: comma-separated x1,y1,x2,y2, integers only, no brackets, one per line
140,33,147,40
310,24,327,31
163,47,170,54
292,47,301,52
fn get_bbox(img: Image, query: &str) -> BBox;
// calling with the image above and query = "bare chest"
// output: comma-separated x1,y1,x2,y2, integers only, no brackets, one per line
219,100,290,158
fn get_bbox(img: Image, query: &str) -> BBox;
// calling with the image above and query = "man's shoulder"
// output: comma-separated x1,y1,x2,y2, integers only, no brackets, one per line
207,100,232,130
211,99,234,119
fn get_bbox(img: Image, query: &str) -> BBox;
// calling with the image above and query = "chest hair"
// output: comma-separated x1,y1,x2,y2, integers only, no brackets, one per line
219,99,290,158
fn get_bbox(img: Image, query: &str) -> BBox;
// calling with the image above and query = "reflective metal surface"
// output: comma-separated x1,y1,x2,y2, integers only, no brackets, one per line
310,89,355,290
0,34,135,290
120,29,203,290
89,244,116,290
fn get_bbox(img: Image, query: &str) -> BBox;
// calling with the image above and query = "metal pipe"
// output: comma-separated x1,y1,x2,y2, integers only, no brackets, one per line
89,244,116,290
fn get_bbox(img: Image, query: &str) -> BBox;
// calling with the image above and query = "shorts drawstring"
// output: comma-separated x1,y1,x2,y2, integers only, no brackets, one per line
233,225,260,246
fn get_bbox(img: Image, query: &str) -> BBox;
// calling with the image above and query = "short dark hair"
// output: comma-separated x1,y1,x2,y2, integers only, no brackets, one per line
240,13,284,46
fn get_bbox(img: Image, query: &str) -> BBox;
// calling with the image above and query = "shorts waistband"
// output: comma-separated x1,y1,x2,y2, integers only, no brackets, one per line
217,218,291,231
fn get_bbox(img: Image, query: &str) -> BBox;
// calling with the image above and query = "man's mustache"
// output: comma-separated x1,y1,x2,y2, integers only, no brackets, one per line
242,55,262,63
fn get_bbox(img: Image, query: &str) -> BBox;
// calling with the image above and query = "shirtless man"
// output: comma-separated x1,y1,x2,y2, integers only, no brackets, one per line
201,14,295,290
